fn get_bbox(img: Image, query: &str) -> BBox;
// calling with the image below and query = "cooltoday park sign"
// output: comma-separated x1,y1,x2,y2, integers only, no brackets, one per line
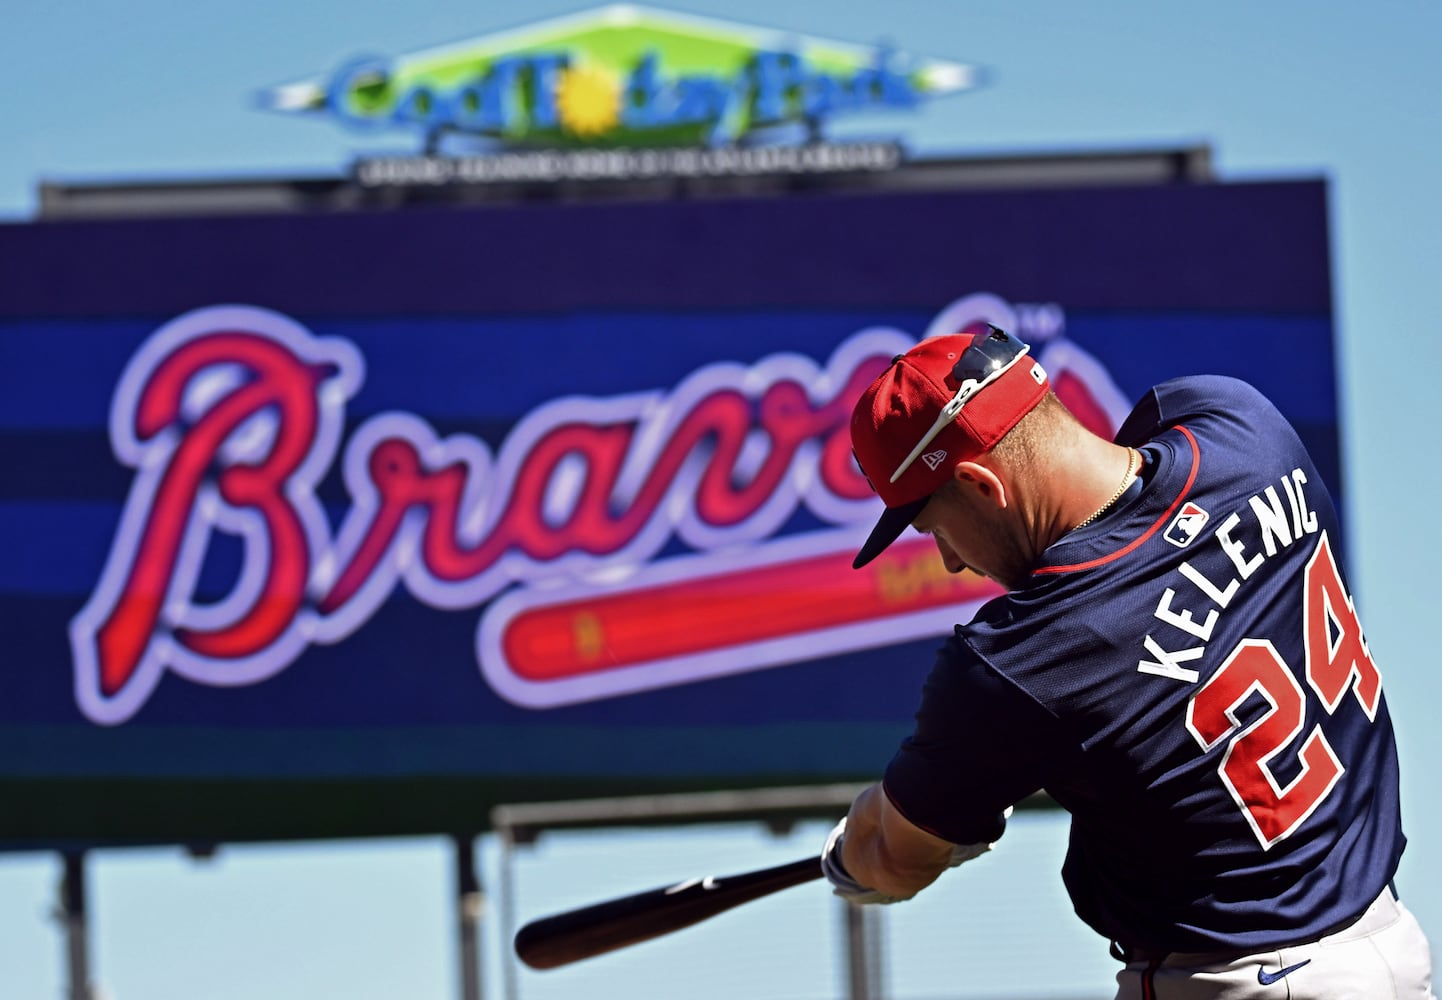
257,4,981,185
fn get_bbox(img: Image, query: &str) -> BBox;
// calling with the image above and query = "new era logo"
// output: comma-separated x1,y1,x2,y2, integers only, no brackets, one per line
921,449,948,471
1165,502,1209,548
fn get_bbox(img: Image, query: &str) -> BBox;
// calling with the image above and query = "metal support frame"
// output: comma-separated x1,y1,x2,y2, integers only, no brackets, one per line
490,783,869,843
41,787,1040,1000
491,783,872,1000
843,899,884,1000
497,828,520,1000
57,851,94,1000
455,835,484,1000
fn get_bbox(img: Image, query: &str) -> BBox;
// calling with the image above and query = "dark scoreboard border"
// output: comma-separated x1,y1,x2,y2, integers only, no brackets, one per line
0,180,1329,317
0,179,1337,845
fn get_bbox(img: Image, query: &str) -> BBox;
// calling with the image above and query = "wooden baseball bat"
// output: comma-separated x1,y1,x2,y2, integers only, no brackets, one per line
514,855,824,969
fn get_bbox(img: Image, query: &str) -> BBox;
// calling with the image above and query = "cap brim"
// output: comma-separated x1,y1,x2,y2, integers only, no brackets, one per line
852,494,931,569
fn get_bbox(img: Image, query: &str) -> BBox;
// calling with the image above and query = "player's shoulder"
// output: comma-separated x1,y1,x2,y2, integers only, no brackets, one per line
1116,374,1287,447
925,619,1061,722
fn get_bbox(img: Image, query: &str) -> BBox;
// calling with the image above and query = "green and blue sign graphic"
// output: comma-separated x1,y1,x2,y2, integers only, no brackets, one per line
258,4,981,147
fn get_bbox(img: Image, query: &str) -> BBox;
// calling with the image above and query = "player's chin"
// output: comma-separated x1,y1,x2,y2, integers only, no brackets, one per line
992,564,1030,592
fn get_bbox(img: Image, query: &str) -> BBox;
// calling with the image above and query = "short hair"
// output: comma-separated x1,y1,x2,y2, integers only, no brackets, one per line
987,390,1071,470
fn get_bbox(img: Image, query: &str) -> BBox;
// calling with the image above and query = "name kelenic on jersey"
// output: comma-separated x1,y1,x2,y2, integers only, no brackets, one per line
965,375,1404,953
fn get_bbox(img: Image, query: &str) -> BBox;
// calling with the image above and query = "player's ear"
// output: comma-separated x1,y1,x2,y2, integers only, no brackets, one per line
952,460,1008,510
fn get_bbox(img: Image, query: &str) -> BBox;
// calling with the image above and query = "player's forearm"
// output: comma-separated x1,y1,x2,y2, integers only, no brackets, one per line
839,784,952,898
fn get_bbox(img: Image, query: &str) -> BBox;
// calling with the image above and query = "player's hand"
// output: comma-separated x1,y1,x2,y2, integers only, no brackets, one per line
821,817,910,905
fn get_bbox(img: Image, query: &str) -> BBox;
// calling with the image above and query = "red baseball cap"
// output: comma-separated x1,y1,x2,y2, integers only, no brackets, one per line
849,327,1049,568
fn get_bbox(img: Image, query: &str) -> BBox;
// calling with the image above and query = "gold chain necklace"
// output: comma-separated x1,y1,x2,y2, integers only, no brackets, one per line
1074,448,1141,530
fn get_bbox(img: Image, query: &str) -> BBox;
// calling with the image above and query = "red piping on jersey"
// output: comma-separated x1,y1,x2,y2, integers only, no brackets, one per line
1032,425,1200,576
1140,958,1163,999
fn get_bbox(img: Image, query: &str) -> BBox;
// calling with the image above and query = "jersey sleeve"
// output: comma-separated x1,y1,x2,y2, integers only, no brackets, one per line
882,630,1078,845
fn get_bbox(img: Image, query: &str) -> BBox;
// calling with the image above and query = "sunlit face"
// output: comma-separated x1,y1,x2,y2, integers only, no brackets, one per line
911,480,1031,591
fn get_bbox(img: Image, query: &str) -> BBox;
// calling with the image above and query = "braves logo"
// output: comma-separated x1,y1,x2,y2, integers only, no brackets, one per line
71,297,1131,723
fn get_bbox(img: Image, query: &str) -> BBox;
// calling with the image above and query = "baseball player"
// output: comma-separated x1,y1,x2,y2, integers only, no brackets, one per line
822,327,1435,998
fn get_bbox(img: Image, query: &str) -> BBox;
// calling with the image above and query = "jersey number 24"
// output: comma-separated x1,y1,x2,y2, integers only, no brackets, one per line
1185,533,1381,849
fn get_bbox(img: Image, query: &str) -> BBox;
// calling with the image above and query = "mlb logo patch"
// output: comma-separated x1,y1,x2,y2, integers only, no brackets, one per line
1165,502,1209,548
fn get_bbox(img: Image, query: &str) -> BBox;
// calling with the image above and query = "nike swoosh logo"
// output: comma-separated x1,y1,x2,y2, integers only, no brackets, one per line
1257,959,1311,985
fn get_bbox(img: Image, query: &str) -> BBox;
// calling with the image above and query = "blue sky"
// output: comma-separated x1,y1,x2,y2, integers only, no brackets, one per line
2,2,1440,998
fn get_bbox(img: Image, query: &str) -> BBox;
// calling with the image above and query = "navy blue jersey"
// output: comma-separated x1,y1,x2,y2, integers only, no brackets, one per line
883,375,1404,954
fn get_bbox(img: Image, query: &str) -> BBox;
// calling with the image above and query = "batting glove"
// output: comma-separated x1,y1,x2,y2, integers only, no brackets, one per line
823,807,1012,903
820,817,910,905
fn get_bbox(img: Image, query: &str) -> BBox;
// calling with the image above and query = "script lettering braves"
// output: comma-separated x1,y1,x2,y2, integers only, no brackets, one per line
69,305,887,724
73,297,1118,725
